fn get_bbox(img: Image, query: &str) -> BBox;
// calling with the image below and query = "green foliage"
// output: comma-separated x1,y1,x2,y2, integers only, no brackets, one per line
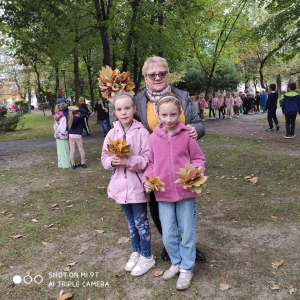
0,111,24,133
14,100,28,112
295,89,300,95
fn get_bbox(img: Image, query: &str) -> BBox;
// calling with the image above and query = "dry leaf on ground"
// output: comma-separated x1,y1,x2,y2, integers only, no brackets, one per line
62,267,70,272
249,177,258,184
95,230,105,234
244,176,251,179
8,213,14,218
271,260,284,269
154,271,163,277
42,241,48,245
44,224,53,228
10,235,25,239
220,283,230,291
31,219,38,223
57,293,72,300
289,287,297,295
213,251,220,257
68,262,78,267
271,216,278,219
115,274,124,278
271,271,276,275
117,237,130,244
270,284,281,290
52,204,58,207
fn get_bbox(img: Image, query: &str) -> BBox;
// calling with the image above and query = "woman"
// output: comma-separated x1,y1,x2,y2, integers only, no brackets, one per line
56,88,67,105
109,56,206,263
244,82,254,95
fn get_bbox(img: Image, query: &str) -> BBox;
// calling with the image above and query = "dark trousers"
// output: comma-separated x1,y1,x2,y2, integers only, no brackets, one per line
209,107,215,118
285,114,297,135
149,192,162,235
219,106,226,118
83,117,90,134
267,107,278,129
256,104,260,112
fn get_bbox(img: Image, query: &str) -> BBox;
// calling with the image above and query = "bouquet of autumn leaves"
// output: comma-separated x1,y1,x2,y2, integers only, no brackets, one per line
98,66,135,99
103,138,132,156
174,163,209,194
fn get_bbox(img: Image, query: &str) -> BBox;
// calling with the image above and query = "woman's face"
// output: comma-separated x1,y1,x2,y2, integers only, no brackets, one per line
144,65,168,92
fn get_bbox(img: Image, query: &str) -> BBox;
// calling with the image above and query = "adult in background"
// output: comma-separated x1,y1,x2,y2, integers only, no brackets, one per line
282,82,300,138
260,90,268,113
94,97,109,137
122,56,206,263
265,83,280,132
255,91,260,113
207,93,215,119
79,97,91,136
244,82,254,95
56,88,67,105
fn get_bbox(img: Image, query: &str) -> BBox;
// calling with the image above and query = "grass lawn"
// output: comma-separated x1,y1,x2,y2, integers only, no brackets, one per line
0,114,99,142
251,115,300,124
0,134,299,299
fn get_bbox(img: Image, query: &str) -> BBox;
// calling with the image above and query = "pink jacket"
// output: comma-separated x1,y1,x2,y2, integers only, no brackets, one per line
101,120,150,204
143,122,206,202
236,96,242,107
199,98,206,110
212,97,218,109
217,97,224,108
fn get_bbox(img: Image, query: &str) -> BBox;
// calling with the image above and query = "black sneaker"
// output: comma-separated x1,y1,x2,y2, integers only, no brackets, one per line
78,163,87,168
284,135,291,139
70,164,77,170
290,134,296,138
265,128,274,132
276,125,280,131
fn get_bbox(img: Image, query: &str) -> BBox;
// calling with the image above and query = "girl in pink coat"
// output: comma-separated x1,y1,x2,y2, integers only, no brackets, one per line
101,93,155,277
198,92,206,121
143,95,205,291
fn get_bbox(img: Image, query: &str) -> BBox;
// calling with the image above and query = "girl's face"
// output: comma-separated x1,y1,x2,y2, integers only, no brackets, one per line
215,93,219,97
114,96,136,128
200,93,204,98
158,102,181,133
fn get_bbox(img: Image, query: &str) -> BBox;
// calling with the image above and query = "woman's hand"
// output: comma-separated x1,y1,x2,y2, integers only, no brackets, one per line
68,105,78,111
186,124,198,139
111,154,128,166
144,182,153,193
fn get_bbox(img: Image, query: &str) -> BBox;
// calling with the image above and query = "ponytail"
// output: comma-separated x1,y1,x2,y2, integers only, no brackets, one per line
68,110,73,129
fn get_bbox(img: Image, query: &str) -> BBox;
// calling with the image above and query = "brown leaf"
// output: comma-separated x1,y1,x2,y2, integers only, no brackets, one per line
8,213,14,218
145,176,165,192
244,176,251,179
62,267,70,272
95,230,105,234
26,270,31,275
31,219,38,223
117,237,130,244
10,235,25,239
154,271,163,277
115,274,124,278
270,284,281,290
271,260,284,269
42,241,48,245
79,250,85,255
213,251,220,257
249,177,258,184
44,224,53,228
221,272,229,278
57,293,72,300
68,262,78,267
220,283,230,291
271,216,278,219
52,204,58,208
271,271,277,275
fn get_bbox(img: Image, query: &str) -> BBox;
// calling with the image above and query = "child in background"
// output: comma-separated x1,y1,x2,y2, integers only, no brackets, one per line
213,93,219,119
218,93,226,119
62,105,87,169
199,93,206,122
143,95,206,290
101,93,155,276
239,91,244,115
226,93,233,118
53,103,71,169
192,96,200,115
207,93,215,119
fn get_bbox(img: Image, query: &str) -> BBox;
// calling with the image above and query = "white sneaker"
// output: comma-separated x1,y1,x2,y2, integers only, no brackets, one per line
131,255,155,276
125,252,140,272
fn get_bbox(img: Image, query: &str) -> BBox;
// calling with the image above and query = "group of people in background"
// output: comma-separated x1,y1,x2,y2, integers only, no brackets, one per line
191,84,271,122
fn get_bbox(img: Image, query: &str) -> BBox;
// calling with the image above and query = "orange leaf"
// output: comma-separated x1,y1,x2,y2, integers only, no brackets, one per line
57,293,72,300
220,283,230,291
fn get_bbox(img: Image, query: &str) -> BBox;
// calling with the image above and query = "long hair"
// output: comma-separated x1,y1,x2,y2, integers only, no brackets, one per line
57,88,64,98
68,110,74,129
54,103,66,114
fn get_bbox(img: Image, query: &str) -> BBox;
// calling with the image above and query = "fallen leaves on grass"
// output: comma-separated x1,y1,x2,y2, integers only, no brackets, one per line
271,216,278,219
212,251,220,257
245,175,258,184
174,163,208,194
289,287,297,295
31,219,38,223
103,138,132,156
271,260,284,269
57,293,72,300
117,237,130,244
62,267,70,272
52,204,58,208
154,271,163,277
220,283,230,291
10,235,25,239
145,176,165,192
115,274,124,278
44,224,53,228
42,241,48,245
95,230,105,234
45,184,51,187
270,284,281,291
271,271,276,275
68,262,78,267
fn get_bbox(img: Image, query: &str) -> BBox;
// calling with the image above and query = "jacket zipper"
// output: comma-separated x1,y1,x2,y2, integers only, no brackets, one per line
168,134,178,201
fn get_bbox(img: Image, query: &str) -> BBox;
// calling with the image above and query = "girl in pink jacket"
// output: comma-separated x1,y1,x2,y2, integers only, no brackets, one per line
143,95,205,291
101,93,155,277
198,92,206,121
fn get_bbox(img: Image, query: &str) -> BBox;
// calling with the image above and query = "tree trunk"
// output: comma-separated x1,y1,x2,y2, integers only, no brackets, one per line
83,49,95,109
135,66,143,93
74,27,80,105
27,81,31,114
55,65,59,92
276,74,281,98
158,0,164,57
133,48,138,88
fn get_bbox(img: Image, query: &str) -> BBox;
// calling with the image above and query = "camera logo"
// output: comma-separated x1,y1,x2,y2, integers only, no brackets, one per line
13,275,43,285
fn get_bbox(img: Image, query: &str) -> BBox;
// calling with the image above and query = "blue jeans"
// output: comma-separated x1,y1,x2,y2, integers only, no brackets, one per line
99,119,109,134
121,203,152,258
158,198,196,271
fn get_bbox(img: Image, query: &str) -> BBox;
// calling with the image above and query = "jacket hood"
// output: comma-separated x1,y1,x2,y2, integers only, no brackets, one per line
286,92,299,97
153,121,189,137
113,119,145,131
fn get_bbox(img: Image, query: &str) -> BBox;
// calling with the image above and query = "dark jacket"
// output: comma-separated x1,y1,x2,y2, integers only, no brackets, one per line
134,86,205,139
282,92,300,116
94,102,109,121
62,106,86,135
80,103,91,116
266,91,278,110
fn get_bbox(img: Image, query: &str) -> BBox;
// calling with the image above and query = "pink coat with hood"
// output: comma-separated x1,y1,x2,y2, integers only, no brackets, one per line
199,98,206,110
101,120,150,204
143,122,206,202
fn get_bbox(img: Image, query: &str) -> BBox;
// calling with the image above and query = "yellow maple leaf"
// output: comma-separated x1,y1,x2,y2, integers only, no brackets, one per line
145,176,165,192
103,138,132,156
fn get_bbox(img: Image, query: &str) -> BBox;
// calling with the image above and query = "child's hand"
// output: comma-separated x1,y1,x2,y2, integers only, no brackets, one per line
68,105,78,110
111,154,128,166
144,182,153,193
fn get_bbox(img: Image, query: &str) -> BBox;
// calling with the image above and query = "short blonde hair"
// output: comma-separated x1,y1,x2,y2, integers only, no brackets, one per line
79,97,85,104
142,56,169,76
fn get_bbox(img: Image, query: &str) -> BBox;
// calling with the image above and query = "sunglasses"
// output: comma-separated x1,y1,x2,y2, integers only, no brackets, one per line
146,71,168,80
